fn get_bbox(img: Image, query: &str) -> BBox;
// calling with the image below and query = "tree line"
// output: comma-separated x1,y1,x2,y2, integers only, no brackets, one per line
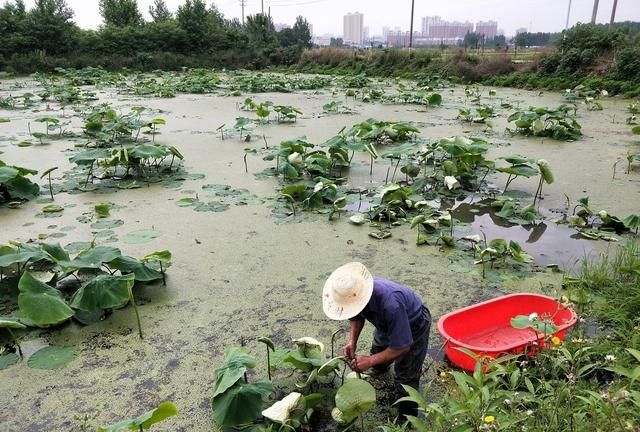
0,0,313,72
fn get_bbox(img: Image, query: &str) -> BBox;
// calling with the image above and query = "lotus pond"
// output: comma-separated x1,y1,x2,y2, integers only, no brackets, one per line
0,70,638,431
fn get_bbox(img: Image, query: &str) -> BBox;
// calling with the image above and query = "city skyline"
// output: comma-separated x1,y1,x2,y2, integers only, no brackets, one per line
18,0,640,37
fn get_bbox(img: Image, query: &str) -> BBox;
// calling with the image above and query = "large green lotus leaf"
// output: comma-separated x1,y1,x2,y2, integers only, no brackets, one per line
140,250,171,264
213,348,257,398
128,145,170,160
58,246,122,270
69,148,111,166
122,229,162,244
41,243,70,262
496,163,539,178
0,166,19,183
27,346,76,369
108,256,162,282
335,379,376,418
499,155,533,165
70,274,135,312
18,272,74,326
623,214,640,230
212,380,273,426
0,353,20,370
6,175,39,200
99,401,179,432
0,248,48,268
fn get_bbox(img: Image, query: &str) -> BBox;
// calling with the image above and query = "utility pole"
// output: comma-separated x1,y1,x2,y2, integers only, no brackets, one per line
261,0,264,15
409,0,415,48
240,0,246,25
591,0,599,24
565,0,572,30
610,0,618,27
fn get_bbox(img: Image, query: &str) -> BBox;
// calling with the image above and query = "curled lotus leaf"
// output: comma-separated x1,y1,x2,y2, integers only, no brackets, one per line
262,392,304,424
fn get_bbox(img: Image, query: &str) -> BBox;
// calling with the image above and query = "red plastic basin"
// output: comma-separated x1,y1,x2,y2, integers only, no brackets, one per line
437,293,577,371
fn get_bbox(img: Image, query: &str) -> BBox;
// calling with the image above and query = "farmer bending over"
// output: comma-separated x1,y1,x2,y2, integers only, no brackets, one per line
322,262,431,418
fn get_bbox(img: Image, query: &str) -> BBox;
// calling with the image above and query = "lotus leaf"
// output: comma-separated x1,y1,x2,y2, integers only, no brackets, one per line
70,274,135,312
27,346,76,369
334,378,376,424
128,144,170,160
99,401,178,431
0,353,20,370
212,379,273,426
109,256,162,282
18,272,74,326
213,348,257,398
140,250,172,264
511,314,558,334
349,214,367,225
122,229,162,244
57,246,122,270
262,392,305,424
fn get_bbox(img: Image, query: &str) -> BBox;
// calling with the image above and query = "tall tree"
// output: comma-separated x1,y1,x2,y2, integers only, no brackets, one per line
149,0,172,23
176,0,209,50
291,15,312,48
0,0,29,56
99,0,143,27
27,0,76,54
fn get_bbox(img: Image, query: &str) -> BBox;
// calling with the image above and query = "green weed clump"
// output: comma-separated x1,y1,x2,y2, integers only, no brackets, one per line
383,241,639,432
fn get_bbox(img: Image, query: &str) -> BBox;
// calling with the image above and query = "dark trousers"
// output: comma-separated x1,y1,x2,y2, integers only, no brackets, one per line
370,305,431,417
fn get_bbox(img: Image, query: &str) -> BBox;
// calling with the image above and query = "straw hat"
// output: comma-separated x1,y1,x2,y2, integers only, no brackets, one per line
322,262,374,320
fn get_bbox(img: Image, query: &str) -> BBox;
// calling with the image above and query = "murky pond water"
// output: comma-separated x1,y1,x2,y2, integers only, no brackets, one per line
0,74,638,430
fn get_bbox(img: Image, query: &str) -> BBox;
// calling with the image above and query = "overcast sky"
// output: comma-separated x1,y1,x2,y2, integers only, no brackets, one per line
18,0,640,36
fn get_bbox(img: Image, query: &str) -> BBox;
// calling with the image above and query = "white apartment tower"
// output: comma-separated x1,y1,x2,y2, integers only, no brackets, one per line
343,12,364,46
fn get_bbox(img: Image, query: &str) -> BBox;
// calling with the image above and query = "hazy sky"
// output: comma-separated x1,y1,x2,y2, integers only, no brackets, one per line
19,0,640,36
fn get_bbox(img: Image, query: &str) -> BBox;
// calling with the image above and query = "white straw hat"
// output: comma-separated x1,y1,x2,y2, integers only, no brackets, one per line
322,262,374,320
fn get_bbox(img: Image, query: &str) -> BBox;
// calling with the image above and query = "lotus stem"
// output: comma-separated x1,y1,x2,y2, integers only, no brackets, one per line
47,173,54,201
369,155,373,176
128,286,144,339
243,154,248,173
160,262,165,286
391,158,401,182
533,176,544,207
331,328,345,358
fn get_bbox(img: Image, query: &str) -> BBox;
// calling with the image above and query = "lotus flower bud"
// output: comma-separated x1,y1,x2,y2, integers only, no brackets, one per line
287,152,303,168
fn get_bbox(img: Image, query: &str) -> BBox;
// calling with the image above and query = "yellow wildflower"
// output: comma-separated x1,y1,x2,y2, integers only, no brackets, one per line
440,371,447,378
551,336,561,346
484,415,495,423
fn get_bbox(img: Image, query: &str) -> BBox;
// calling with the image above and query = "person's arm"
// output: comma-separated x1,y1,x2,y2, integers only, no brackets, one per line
352,346,410,372
343,319,364,360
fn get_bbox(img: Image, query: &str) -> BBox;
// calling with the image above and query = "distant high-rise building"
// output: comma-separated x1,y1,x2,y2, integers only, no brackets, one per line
343,12,364,45
475,20,498,38
429,20,473,39
421,16,442,33
363,26,369,42
274,23,290,32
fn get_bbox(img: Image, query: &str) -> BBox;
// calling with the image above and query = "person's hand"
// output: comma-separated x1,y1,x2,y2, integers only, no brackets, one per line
351,355,373,373
343,340,356,360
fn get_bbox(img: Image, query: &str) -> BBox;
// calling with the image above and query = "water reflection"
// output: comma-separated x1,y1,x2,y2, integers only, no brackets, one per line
445,198,594,267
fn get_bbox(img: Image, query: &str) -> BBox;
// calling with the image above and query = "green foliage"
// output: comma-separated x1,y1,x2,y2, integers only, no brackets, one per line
99,401,178,431
1,241,171,331
18,271,74,326
211,348,273,427
27,345,77,369
333,378,376,424
0,160,40,205
99,0,142,27
507,105,582,140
